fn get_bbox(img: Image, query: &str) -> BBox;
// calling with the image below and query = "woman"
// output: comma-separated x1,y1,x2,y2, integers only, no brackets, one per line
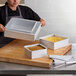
0,0,46,47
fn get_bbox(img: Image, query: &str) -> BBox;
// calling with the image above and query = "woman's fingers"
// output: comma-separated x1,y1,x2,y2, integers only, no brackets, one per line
3,27,6,32
40,19,46,27
0,24,6,32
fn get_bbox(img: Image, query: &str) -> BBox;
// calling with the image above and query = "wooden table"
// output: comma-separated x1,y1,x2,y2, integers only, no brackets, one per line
0,39,72,68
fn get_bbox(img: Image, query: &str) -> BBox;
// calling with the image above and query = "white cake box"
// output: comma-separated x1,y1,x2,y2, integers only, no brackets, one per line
40,34,69,50
24,44,47,59
4,18,41,41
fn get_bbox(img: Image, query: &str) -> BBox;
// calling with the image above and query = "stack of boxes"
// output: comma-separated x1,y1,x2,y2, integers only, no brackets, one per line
4,18,41,41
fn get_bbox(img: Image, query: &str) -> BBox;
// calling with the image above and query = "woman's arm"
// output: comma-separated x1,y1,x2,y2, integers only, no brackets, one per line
0,7,6,32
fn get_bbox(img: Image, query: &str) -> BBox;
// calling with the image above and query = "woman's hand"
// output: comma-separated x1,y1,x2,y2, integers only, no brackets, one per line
40,19,46,27
0,24,6,32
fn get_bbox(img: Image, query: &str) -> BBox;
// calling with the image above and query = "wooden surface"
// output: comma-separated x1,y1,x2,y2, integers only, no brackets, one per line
0,39,72,68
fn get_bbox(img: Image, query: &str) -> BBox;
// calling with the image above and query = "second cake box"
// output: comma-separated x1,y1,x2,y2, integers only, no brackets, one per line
40,34,69,50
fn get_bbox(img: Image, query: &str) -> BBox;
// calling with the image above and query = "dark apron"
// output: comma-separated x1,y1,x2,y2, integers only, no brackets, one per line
0,5,23,48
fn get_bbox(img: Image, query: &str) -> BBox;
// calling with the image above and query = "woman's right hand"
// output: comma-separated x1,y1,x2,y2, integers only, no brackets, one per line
0,24,6,32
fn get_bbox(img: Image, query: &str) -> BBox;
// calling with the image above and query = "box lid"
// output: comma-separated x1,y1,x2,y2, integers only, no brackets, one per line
6,18,38,32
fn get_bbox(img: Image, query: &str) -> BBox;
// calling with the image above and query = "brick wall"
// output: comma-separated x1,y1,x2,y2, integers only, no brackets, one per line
0,0,24,4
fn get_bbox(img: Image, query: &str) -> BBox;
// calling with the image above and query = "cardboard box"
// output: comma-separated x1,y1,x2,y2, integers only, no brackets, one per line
4,18,41,41
24,44,47,59
40,34,69,50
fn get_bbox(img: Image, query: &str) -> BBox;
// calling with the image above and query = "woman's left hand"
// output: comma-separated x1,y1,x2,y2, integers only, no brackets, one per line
40,19,46,27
